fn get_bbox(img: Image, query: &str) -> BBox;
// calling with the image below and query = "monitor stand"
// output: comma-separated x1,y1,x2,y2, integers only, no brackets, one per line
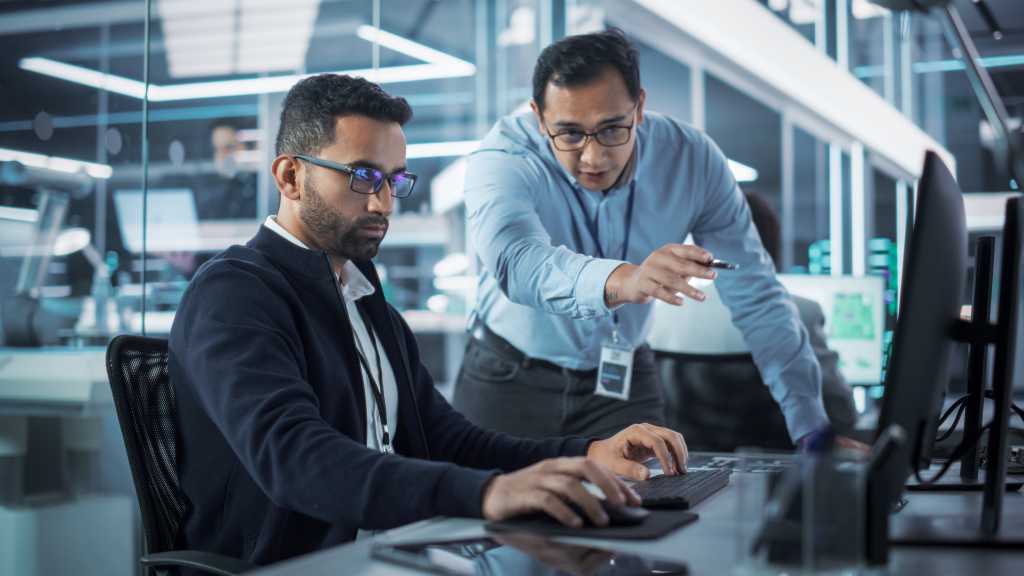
906,236,1022,494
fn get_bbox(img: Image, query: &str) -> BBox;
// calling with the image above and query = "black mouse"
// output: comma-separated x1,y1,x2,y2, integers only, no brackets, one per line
567,499,650,527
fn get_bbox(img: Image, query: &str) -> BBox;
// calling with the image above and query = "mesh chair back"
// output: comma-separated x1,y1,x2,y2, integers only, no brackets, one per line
106,335,189,555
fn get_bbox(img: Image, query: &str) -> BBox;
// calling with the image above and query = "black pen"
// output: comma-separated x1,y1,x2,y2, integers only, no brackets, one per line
708,259,739,270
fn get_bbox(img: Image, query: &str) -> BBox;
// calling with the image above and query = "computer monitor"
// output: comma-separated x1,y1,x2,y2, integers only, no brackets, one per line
113,188,200,253
777,275,886,385
866,151,968,562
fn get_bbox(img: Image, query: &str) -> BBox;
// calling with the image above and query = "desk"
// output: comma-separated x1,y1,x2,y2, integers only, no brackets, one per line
248,473,1024,575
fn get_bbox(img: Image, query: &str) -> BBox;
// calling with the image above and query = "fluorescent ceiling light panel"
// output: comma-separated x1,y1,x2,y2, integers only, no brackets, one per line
0,146,112,179
407,140,481,159
356,25,475,74
20,24,475,101
19,56,147,99
20,58,473,102
157,0,320,78
851,0,888,19
0,206,39,222
727,159,758,183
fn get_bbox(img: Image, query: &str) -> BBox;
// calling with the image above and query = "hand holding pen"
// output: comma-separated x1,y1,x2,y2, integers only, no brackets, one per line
604,243,739,308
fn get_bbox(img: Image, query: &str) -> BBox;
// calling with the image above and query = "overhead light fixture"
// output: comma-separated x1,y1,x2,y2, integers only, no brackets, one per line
0,206,39,223
157,0,321,78
407,140,480,159
855,53,1024,78
356,25,475,74
852,0,889,19
19,58,475,102
727,159,759,183
0,146,112,179
19,57,147,99
19,25,475,102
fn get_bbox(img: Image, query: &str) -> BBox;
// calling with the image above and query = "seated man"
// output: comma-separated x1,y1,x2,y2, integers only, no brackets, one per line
169,73,688,568
649,192,858,451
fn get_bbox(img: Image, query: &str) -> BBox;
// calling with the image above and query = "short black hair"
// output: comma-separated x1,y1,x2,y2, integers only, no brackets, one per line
532,28,641,113
275,74,413,156
745,191,781,264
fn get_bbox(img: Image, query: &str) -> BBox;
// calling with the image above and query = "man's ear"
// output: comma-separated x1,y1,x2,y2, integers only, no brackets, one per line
530,100,545,134
272,155,302,201
635,88,646,126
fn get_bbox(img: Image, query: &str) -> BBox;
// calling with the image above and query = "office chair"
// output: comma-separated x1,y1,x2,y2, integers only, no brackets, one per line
106,335,254,576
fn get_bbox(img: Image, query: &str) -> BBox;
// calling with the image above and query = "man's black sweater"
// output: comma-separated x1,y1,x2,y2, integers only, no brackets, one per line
169,224,588,566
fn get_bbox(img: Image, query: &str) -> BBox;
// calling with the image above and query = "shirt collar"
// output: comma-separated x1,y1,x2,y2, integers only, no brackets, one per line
262,216,376,301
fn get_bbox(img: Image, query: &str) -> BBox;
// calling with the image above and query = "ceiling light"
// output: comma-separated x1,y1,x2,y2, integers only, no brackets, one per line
727,159,759,183
19,58,475,102
356,25,474,73
407,140,480,159
0,146,112,179
0,206,39,222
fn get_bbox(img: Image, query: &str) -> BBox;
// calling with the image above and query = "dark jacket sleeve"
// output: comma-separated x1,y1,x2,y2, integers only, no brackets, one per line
176,262,499,530
388,307,591,471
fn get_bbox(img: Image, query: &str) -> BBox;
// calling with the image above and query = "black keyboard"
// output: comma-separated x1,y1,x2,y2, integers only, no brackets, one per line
634,469,731,509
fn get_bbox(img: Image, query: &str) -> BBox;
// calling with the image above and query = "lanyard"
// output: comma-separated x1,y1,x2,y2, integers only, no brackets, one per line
351,304,391,453
568,179,636,262
569,180,636,331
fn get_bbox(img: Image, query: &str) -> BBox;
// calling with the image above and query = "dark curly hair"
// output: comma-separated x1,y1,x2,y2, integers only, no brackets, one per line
532,28,641,113
275,74,413,156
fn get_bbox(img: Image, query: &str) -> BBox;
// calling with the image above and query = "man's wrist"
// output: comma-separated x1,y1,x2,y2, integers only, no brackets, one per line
604,263,635,308
480,474,501,519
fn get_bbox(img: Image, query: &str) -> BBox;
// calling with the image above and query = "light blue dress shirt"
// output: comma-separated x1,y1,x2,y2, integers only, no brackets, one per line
464,110,829,441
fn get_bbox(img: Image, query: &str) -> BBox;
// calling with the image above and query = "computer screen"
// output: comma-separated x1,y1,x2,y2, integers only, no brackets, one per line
114,188,200,253
867,151,968,560
777,274,886,385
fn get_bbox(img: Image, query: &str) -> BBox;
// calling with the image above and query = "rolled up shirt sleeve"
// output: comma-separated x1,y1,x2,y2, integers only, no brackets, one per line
465,148,621,319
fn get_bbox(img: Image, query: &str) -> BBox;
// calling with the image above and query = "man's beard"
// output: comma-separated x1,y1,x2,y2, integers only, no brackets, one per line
299,173,388,262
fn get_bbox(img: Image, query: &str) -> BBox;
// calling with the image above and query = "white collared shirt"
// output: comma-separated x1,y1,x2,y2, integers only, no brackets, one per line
263,216,399,454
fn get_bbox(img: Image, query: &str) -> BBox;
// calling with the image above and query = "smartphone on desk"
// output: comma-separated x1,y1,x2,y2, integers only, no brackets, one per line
372,534,688,575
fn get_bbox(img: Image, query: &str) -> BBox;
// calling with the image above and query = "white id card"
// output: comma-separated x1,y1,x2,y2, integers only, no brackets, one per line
594,336,634,401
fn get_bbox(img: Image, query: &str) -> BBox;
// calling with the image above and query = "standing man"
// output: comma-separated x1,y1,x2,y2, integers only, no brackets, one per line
456,29,830,445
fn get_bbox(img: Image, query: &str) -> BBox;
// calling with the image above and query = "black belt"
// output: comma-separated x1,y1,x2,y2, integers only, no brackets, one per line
470,322,599,379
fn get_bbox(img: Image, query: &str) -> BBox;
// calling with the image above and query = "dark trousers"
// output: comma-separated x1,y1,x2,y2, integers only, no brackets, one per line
452,334,665,439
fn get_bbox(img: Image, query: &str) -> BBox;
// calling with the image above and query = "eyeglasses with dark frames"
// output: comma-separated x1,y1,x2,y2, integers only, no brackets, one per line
293,154,417,198
543,105,639,152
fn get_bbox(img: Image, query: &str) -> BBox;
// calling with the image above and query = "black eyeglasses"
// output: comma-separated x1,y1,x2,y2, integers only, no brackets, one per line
544,106,638,152
293,154,417,198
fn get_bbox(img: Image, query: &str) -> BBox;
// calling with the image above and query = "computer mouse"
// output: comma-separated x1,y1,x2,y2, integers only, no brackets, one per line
567,499,651,527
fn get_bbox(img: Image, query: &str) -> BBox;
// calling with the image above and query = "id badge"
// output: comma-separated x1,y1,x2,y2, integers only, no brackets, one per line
594,334,634,401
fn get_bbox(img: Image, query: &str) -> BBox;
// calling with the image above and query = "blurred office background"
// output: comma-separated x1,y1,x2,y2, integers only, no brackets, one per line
0,0,1021,573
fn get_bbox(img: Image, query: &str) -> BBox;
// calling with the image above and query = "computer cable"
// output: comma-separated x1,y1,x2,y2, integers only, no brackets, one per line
913,422,992,486
934,395,969,442
982,390,1024,425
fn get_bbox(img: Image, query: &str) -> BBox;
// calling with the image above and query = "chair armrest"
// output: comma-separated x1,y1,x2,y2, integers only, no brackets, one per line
141,550,256,575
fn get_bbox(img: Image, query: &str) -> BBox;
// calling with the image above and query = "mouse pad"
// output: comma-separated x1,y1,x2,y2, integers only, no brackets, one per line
485,510,698,540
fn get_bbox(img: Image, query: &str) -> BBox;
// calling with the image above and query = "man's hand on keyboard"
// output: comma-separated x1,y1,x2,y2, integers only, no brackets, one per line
586,423,688,481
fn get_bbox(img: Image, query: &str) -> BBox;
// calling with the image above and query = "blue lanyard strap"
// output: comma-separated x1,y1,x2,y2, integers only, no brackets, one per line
568,179,637,262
